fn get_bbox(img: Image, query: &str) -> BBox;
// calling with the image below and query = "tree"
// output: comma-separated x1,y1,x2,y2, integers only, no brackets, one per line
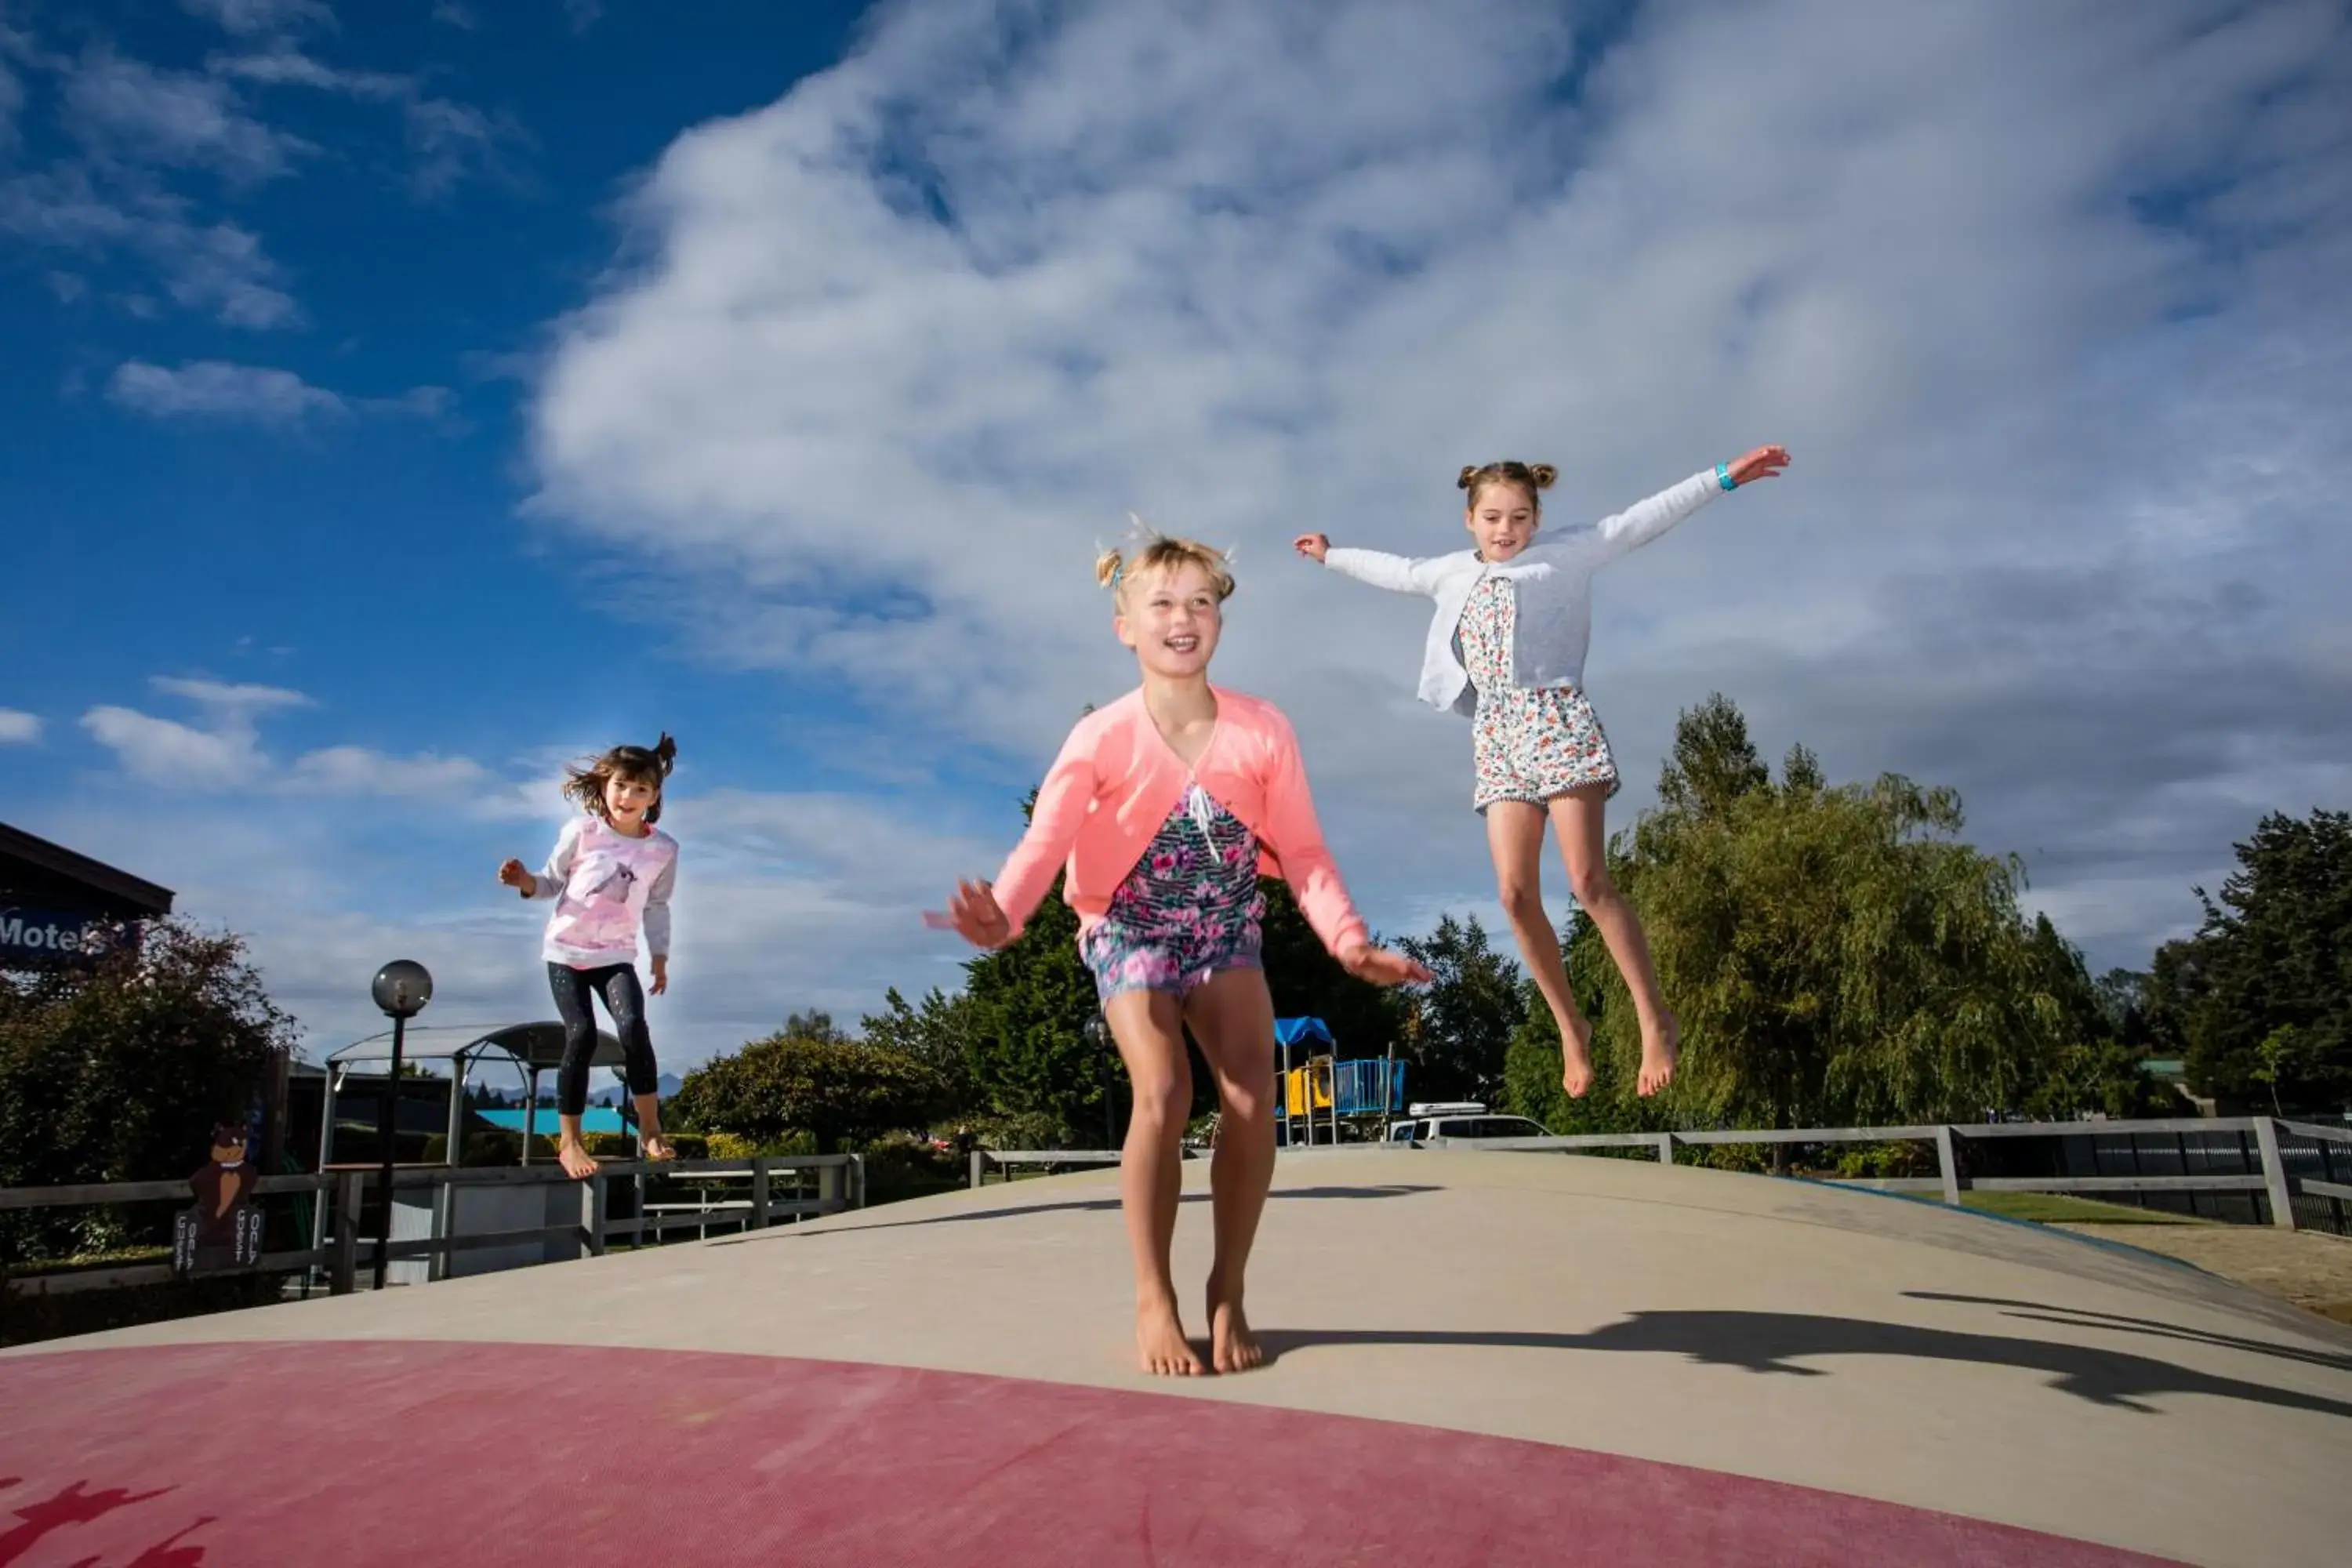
2161,808,2352,1112
1257,880,1402,1058
0,920,297,1259
1396,915,1524,1105
1655,692,1771,818
667,1025,955,1151
960,874,1116,1142
861,986,980,1111
1562,696,2081,1136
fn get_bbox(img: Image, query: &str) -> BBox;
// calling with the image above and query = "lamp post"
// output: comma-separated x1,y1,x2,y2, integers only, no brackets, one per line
368,960,433,1290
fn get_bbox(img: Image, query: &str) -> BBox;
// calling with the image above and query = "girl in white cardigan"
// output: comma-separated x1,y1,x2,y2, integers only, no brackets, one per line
1295,447,1788,1098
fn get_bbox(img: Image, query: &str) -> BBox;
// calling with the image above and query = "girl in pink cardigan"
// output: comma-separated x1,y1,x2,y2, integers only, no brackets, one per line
937,533,1428,1378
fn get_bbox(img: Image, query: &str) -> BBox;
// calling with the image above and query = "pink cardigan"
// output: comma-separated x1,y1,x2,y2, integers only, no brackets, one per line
993,686,1371,956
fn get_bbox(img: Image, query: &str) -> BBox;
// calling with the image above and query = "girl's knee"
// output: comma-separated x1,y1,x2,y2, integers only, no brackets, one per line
1496,879,1547,925
1568,865,1616,910
1130,1074,1192,1130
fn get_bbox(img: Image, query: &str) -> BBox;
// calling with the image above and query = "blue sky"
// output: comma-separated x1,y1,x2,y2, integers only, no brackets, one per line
6,0,2349,1066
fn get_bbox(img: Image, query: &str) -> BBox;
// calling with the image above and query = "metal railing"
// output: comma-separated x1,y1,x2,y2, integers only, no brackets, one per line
1423,1116,2352,1232
966,1116,2352,1232
1,1154,864,1299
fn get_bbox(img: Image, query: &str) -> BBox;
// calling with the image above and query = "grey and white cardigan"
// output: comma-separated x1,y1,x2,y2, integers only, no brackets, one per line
1320,469,1725,716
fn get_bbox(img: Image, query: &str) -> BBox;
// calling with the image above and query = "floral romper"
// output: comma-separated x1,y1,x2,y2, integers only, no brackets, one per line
1079,784,1266,1002
1456,573,1621,813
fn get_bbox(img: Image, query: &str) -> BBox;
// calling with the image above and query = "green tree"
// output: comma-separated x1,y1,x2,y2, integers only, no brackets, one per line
861,986,980,1110
2020,918,2171,1121
1566,695,2080,1136
667,1025,955,1150
2160,809,2352,1112
1258,880,1402,1057
0,920,297,1260
1396,914,1525,1104
960,875,1115,1142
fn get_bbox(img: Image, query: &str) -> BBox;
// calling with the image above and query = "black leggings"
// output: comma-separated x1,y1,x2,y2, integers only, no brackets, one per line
547,962,659,1118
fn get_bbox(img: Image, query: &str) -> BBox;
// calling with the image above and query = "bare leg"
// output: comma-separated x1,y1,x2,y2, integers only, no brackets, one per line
1551,786,1677,1095
633,1094,675,1160
1484,800,1595,1096
1102,989,1203,1377
1184,969,1277,1374
556,1113,599,1179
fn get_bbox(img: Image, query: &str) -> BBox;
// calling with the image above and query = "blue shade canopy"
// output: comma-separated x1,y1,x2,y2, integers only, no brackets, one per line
1274,1017,1335,1049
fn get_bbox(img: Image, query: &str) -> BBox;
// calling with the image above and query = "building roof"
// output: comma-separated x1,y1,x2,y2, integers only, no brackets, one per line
325,1022,627,1073
0,820,176,919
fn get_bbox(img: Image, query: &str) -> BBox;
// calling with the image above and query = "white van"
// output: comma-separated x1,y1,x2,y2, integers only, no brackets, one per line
1384,1102,1552,1144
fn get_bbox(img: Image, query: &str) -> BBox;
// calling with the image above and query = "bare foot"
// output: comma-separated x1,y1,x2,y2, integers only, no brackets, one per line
1136,1293,1203,1377
641,1134,677,1162
1207,1278,1264,1374
1638,1011,1680,1097
557,1140,601,1180
1561,1014,1595,1098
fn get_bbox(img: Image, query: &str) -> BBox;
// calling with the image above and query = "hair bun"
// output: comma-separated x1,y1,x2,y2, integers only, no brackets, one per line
1457,465,1479,490
1094,548,1124,590
652,732,677,773
1527,463,1558,489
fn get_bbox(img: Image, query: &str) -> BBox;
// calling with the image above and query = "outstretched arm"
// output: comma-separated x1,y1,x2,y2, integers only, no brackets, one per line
1586,445,1790,564
1297,534,1446,597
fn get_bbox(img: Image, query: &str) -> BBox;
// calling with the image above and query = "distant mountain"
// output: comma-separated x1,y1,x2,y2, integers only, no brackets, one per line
588,1073,684,1106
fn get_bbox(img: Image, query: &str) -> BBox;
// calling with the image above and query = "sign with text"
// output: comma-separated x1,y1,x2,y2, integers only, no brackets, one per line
0,907,129,967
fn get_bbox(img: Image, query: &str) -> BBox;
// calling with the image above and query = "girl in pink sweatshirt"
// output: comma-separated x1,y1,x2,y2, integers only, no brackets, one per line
937,532,1428,1378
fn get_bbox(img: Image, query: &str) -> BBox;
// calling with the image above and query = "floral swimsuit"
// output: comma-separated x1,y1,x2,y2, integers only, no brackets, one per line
1080,784,1265,1002
1456,573,1621,814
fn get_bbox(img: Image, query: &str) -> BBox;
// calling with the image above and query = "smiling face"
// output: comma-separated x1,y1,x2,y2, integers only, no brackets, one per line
604,771,659,829
1116,560,1225,680
1465,480,1540,562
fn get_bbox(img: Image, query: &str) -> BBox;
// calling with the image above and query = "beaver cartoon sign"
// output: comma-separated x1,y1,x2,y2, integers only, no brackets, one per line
173,1123,263,1274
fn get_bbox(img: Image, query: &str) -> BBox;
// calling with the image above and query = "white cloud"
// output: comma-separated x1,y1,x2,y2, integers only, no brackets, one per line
64,49,312,183
431,4,480,31
0,53,21,151
211,43,528,198
527,0,2352,971
82,677,310,786
82,705,265,786
0,710,42,744
151,677,314,713
287,746,493,797
108,359,346,423
180,0,336,38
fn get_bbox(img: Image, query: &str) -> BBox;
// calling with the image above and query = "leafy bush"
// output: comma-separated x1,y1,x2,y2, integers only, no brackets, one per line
669,1031,954,1151
0,921,296,1261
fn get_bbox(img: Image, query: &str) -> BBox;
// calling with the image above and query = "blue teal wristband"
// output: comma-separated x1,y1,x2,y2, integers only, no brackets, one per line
1716,461,1736,492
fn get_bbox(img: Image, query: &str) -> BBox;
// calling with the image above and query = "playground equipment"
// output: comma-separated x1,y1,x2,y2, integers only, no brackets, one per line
1274,1017,1407,1146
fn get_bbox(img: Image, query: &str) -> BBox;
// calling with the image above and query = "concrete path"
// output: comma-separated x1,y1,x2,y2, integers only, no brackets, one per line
4,1149,2347,1566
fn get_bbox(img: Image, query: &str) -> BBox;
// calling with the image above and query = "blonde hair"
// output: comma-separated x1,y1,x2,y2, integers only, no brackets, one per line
1458,461,1558,513
563,733,677,825
1094,522,1236,607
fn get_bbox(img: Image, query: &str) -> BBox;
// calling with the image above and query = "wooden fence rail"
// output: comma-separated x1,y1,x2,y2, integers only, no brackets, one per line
2,1155,864,1300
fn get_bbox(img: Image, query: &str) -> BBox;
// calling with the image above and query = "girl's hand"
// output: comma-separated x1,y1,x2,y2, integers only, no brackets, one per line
931,879,1012,949
1292,533,1331,564
498,858,535,896
1338,942,1434,988
1726,445,1791,486
649,956,670,996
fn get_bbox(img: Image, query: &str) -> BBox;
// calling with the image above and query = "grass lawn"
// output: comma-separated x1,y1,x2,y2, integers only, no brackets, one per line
1961,1191,2204,1226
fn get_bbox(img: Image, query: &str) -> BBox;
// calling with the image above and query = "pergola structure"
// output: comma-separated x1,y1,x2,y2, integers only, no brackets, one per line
317,1021,627,1174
